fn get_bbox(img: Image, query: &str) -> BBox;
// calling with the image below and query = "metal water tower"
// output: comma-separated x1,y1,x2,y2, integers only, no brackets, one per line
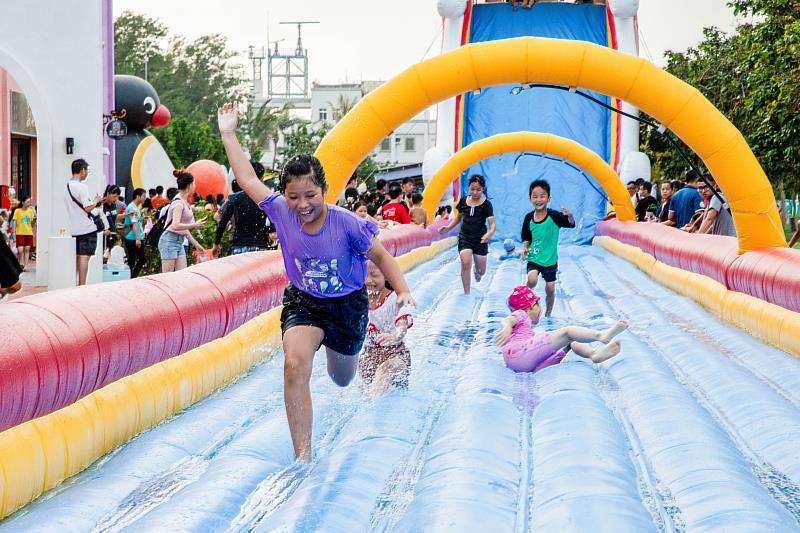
267,21,319,100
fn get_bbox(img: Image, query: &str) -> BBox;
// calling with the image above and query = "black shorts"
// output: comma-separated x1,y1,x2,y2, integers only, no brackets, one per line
75,232,98,257
458,236,488,256
527,261,558,283
280,284,369,356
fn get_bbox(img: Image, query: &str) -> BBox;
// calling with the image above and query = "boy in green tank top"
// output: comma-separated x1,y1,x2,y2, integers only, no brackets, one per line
520,179,575,317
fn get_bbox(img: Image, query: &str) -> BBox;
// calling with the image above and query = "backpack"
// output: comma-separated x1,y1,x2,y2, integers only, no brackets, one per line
146,202,174,247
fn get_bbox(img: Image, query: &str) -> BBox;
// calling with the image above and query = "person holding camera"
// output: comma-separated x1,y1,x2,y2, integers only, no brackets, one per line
64,158,104,285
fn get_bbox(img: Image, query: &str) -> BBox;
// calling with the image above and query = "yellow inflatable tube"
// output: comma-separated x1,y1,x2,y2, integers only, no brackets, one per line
0,238,456,519
316,36,783,253
594,236,800,357
420,132,636,222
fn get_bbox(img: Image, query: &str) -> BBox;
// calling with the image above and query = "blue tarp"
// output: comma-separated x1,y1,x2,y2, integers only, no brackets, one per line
462,3,611,244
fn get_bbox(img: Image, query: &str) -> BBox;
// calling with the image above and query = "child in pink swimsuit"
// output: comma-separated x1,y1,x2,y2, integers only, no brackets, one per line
495,286,627,373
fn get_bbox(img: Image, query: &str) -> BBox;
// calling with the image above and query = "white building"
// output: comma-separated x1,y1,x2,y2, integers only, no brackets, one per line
258,81,436,180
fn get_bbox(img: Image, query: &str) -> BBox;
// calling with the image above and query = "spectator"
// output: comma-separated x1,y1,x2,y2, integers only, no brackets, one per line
697,177,736,236
635,181,658,222
212,162,272,256
151,185,168,211
627,180,639,207
148,188,157,202
121,188,147,277
266,225,279,250
102,185,125,229
684,182,714,233
0,235,22,301
216,193,226,208
0,209,9,244
375,179,389,206
11,196,35,271
409,193,428,227
158,169,207,273
435,205,452,221
64,158,103,286
401,177,416,207
671,179,684,192
160,188,179,217
378,183,411,224
655,181,674,223
668,170,704,229
343,187,359,211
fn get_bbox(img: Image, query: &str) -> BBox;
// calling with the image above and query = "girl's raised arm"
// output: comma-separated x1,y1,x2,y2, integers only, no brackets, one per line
218,103,271,204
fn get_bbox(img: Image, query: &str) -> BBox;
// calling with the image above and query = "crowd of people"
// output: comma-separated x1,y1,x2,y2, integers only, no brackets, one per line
624,170,736,237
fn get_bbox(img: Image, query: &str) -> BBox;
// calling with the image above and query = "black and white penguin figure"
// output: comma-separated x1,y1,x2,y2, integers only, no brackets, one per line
113,75,174,200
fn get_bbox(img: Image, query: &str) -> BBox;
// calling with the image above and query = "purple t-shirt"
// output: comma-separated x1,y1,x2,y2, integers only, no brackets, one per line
259,192,378,298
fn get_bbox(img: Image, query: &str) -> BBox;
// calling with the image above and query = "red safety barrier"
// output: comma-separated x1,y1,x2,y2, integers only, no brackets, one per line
596,219,800,313
0,223,455,433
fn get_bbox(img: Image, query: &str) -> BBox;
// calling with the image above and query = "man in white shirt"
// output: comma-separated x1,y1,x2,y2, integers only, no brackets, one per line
63,158,102,285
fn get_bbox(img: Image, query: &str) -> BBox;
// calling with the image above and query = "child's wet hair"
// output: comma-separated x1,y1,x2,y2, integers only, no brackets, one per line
369,259,393,291
468,174,486,190
529,179,551,196
279,154,326,194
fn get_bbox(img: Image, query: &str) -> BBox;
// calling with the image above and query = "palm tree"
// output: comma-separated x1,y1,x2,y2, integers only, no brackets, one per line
247,100,295,171
328,94,357,122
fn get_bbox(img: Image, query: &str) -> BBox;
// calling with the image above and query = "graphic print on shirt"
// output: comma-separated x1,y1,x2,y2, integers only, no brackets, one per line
295,257,343,294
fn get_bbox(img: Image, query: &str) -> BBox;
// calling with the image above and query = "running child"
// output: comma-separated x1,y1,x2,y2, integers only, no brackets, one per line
218,103,416,463
521,179,575,317
495,286,626,373
360,260,413,393
439,175,495,295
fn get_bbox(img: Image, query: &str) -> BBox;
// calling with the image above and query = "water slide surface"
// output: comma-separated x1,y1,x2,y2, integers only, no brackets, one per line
5,243,800,532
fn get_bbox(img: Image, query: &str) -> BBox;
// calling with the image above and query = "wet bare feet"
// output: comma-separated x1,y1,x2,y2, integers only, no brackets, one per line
591,340,621,363
599,320,629,344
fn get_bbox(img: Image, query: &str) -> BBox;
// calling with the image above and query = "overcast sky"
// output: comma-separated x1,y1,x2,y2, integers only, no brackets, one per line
113,0,738,84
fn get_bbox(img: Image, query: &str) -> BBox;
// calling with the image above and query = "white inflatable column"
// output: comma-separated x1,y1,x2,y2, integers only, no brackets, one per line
608,0,650,182
422,0,468,207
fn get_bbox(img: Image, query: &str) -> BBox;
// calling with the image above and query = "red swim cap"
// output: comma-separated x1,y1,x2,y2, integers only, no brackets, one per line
507,285,539,311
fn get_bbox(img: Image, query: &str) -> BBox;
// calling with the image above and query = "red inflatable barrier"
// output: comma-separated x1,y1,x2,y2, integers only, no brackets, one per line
0,222,454,433
596,219,800,313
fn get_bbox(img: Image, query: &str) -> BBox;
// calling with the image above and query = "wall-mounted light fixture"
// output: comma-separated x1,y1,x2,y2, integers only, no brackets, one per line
66,137,75,155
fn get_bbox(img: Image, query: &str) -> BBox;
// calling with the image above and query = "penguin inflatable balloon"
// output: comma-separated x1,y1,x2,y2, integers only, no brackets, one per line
114,75,174,200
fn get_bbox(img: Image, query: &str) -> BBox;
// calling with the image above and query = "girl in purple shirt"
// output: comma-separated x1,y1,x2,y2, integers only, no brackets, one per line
218,103,415,463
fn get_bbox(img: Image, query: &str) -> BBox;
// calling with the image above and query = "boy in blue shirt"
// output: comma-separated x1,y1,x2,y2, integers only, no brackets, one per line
521,179,575,317
668,171,704,228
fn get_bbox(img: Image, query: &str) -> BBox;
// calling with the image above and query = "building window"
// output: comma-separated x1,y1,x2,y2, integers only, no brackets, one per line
380,138,391,152
319,108,328,121
405,137,415,152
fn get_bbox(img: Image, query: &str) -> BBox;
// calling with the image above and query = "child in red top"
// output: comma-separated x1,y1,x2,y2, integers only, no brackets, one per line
378,183,410,224
495,286,627,373
360,260,413,392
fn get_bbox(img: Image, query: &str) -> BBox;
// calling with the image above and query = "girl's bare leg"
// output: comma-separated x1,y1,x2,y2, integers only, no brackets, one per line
459,249,473,294
570,340,622,363
549,320,628,350
283,325,325,462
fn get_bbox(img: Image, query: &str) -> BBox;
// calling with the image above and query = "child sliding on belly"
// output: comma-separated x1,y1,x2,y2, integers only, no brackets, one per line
495,286,627,373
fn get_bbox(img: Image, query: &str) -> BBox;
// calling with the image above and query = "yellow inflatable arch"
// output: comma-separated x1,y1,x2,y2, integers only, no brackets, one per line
421,132,636,222
315,36,783,253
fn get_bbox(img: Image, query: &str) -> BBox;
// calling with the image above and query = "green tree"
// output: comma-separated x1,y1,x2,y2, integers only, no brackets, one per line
114,11,247,166
150,116,226,168
277,121,331,169
641,0,800,216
